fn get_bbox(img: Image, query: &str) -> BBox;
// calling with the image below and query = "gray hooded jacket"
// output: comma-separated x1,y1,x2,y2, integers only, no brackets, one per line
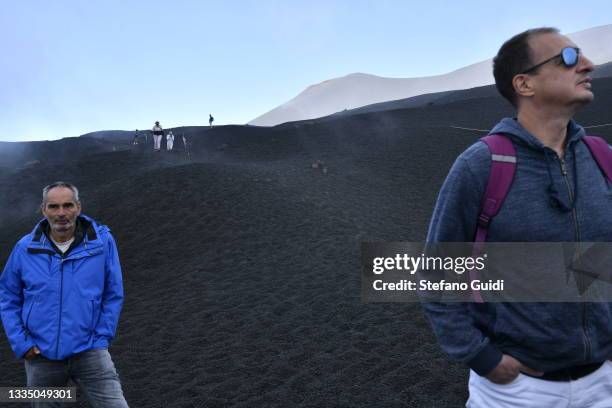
423,117,612,376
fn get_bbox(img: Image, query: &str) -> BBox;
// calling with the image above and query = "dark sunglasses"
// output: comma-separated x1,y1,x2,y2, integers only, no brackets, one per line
521,47,580,74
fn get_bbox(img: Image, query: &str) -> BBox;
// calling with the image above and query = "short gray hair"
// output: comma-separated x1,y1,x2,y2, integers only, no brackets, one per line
42,181,80,205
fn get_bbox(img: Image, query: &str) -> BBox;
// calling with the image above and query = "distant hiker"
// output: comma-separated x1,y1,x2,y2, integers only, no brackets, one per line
167,131,175,151
422,27,611,408
0,182,129,407
152,121,163,151
182,133,188,152
132,129,139,145
209,114,214,127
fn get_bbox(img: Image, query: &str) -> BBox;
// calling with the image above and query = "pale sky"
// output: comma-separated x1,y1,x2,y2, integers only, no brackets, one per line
2,1,611,141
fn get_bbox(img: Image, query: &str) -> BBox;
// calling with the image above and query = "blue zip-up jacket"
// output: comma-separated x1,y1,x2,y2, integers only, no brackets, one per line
423,118,612,376
0,214,124,360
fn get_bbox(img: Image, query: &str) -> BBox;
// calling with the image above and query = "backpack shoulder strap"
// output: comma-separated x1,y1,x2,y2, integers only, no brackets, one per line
583,136,612,183
470,134,516,303
475,134,517,243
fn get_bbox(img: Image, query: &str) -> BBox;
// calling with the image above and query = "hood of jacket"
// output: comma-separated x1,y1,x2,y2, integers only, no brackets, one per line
489,117,585,213
489,117,586,151
27,214,109,258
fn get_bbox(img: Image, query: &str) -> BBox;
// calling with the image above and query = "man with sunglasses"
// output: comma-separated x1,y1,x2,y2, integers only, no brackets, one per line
423,28,612,407
0,182,129,407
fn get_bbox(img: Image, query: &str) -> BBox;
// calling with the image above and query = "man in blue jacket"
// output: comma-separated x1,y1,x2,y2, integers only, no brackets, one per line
424,28,612,407
0,181,128,407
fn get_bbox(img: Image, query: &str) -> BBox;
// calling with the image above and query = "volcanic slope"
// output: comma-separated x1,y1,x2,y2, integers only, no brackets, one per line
1,78,611,407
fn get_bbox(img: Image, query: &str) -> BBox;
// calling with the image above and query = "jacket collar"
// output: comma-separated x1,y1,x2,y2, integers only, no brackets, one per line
29,215,101,256
489,117,585,151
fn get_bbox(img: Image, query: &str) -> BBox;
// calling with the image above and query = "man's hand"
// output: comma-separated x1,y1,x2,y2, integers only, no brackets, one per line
24,346,41,360
486,354,543,384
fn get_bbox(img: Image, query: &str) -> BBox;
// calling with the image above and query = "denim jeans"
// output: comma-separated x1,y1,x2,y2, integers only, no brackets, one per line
24,348,128,408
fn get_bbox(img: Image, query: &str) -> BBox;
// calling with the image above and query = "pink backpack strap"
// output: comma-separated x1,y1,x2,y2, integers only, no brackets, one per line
475,134,517,243
470,134,517,302
583,136,612,183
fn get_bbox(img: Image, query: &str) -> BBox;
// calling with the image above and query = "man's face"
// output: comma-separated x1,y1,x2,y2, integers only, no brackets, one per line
41,187,82,237
526,32,595,108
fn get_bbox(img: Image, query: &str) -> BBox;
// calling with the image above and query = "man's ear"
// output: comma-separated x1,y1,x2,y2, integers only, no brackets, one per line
512,74,535,98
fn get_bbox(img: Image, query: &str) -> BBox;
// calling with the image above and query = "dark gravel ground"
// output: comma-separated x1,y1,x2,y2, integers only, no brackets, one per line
0,80,611,407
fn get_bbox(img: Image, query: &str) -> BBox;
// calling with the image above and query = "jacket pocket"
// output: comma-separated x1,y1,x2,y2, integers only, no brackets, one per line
24,299,36,332
89,300,101,333
90,300,95,332
71,249,105,298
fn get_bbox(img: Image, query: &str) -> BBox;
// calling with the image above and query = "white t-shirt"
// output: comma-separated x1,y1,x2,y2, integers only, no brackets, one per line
51,237,75,254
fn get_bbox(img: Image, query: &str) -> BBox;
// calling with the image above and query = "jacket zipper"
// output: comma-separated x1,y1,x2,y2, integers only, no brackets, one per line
55,257,65,358
559,158,581,241
560,157,591,361
51,241,99,358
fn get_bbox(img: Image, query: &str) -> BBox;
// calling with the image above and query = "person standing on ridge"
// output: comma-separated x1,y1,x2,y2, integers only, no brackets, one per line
167,130,175,151
132,129,139,145
423,27,612,407
209,114,214,127
152,121,163,151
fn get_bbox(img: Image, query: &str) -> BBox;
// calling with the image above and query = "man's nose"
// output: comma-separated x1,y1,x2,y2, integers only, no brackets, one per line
578,54,594,73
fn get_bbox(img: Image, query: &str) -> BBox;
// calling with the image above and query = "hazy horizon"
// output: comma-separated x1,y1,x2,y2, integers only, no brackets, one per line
2,1,612,142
